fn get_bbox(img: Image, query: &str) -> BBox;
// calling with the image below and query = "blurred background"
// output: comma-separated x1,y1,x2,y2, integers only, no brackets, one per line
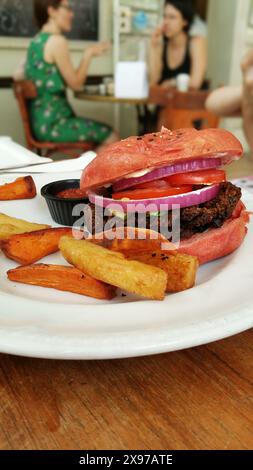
0,0,252,148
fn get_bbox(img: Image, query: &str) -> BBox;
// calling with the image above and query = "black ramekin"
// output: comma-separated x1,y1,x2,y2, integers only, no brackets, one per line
41,179,89,226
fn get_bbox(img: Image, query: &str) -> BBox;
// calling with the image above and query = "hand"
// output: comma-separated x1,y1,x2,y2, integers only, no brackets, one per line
84,41,112,59
151,24,164,48
160,79,176,89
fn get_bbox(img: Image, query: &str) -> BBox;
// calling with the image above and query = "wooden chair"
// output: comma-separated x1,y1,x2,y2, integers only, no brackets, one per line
13,80,96,158
149,86,219,131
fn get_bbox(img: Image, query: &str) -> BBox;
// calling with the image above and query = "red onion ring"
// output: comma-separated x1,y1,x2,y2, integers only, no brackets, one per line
112,158,222,192
88,184,220,213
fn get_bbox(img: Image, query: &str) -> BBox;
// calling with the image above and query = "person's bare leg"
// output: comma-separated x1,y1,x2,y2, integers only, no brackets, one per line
95,131,119,152
241,51,253,157
206,86,242,117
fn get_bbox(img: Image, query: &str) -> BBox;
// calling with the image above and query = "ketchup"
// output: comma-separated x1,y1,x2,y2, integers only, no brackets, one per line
57,188,87,199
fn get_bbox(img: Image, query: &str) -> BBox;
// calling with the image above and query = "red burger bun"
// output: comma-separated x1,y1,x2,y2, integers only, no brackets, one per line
81,128,243,191
178,202,250,265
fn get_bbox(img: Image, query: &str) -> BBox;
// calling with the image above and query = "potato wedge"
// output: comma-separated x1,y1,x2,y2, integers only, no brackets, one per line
59,236,168,301
126,251,199,293
0,176,37,200
0,213,50,240
1,228,73,265
7,264,116,300
0,224,30,241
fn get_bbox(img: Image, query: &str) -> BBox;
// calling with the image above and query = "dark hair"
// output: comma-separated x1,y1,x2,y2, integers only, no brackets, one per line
164,0,195,32
34,0,62,28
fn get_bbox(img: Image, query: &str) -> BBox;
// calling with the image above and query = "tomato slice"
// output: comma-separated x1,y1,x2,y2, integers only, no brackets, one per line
132,179,173,190
165,169,226,186
112,186,193,200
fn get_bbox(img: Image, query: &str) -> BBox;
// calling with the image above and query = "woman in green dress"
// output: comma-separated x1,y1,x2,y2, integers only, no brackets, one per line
25,0,118,149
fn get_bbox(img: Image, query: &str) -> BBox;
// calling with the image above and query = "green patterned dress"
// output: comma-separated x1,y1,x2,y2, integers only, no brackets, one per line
25,32,112,143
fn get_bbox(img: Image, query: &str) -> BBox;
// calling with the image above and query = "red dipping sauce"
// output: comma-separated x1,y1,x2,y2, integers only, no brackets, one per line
57,188,87,199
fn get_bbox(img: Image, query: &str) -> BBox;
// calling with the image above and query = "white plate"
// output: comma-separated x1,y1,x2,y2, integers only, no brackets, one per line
0,172,252,360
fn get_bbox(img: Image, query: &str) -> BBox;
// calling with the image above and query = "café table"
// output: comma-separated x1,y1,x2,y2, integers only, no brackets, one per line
74,85,174,107
74,91,150,136
0,159,252,451
74,87,212,136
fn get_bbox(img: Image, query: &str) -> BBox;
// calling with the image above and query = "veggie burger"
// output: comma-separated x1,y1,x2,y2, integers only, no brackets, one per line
81,127,249,264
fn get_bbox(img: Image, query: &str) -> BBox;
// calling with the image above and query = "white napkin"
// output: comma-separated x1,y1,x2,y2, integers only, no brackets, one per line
115,61,149,99
0,137,52,170
1,151,97,173
232,177,253,194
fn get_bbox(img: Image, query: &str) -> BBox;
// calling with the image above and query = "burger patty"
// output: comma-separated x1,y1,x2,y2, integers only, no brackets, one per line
166,182,241,239
87,182,241,240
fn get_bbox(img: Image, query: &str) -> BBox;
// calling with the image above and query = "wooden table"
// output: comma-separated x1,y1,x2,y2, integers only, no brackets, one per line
1,329,253,450
74,88,212,135
75,91,148,105
74,85,182,106
75,91,150,136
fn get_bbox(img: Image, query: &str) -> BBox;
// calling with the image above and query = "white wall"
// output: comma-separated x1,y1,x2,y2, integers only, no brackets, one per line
207,0,237,88
207,0,252,149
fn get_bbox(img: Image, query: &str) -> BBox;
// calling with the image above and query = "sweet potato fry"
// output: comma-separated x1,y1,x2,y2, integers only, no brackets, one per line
1,228,72,265
0,213,50,240
91,227,174,252
125,251,199,293
59,236,168,301
0,176,37,200
109,238,174,253
7,264,116,300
